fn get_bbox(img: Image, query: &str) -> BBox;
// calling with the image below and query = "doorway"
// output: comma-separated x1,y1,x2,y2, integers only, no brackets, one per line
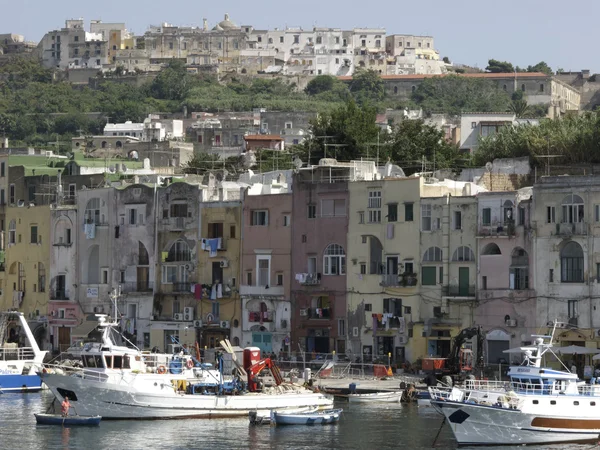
58,326,71,352
252,332,273,355
459,267,470,296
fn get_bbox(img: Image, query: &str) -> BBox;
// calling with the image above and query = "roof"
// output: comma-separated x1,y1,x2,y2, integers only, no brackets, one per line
244,134,284,141
72,152,144,169
8,155,68,176
338,72,550,82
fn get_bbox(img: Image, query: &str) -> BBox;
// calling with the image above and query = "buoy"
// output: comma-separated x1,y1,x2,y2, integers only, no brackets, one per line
157,365,167,374
186,359,194,369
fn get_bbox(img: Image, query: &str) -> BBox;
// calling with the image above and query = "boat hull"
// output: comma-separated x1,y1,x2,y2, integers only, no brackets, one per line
41,373,334,419
432,400,600,446
348,392,402,403
34,413,101,426
273,409,342,425
0,374,43,392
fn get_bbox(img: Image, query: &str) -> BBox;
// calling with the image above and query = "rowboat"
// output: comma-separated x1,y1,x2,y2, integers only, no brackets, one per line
34,413,102,426
249,406,319,425
272,408,343,425
347,391,402,403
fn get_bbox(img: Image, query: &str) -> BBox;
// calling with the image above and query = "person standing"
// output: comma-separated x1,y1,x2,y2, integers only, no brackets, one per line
61,396,71,416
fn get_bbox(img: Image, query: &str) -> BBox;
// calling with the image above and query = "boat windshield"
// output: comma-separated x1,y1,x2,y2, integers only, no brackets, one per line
81,355,105,368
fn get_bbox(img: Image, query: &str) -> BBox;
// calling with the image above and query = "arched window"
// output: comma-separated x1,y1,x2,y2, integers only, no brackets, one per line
452,246,475,262
116,141,123,148
503,200,514,223
38,263,46,293
8,219,16,245
168,240,191,262
54,218,72,245
323,244,345,275
562,194,584,223
482,243,501,255
423,247,442,262
521,83,526,91
101,141,107,149
85,198,101,225
561,241,583,282
138,241,149,265
510,248,529,290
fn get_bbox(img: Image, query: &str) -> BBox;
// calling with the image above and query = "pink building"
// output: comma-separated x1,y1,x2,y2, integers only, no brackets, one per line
475,190,536,364
240,183,292,355
244,135,284,151
291,165,349,355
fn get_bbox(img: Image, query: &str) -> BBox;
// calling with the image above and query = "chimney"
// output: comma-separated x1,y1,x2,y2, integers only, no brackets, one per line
582,69,590,80
203,18,208,31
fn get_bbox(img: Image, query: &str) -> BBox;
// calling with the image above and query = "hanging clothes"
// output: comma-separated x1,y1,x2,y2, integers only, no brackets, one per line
398,317,406,334
194,284,202,300
207,239,219,257
84,223,96,240
210,284,217,300
216,283,223,299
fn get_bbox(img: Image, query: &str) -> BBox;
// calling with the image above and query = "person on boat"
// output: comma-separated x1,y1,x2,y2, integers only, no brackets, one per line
423,371,438,387
61,396,71,416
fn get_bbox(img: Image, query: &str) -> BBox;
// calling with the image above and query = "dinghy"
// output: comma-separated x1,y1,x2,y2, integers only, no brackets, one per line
272,408,343,425
347,391,402,403
34,413,102,426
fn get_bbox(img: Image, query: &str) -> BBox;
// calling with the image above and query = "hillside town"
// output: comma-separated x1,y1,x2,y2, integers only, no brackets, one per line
1,15,600,373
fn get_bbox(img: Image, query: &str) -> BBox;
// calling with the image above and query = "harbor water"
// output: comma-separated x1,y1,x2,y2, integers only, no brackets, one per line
0,391,593,449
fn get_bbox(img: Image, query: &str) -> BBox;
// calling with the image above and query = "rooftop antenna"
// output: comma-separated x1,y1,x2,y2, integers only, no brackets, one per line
315,135,334,160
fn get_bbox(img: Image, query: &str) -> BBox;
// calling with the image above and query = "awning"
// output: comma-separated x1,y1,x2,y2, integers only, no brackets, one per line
71,320,99,338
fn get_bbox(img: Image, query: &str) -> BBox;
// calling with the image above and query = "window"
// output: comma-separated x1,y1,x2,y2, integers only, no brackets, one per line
388,204,398,222
246,271,252,286
597,263,600,283
596,205,600,222
521,83,526,91
257,257,270,286
404,261,414,275
358,212,364,224
471,122,477,129
302,234,307,243
423,247,442,262
549,269,554,282
8,220,15,245
383,298,403,316
307,204,316,219
360,263,366,274
38,263,46,293
251,210,268,226
368,210,381,223
368,191,382,208
283,214,290,227
482,243,501,255
162,266,177,284
230,225,236,239
120,271,125,283
547,206,556,224
101,268,109,284
452,246,475,262
439,267,444,284
128,208,137,225
421,204,432,231
422,267,437,285
0,162,4,177
568,300,578,319
323,244,346,275
321,199,346,217
482,276,487,290
518,207,526,226
453,211,462,230
405,203,414,221
338,319,345,337
168,240,191,262
30,225,38,244
85,198,101,225
9,184,15,204
561,241,584,282
294,35,299,44
170,203,188,218
562,195,584,223
307,257,317,274
280,36,284,43
540,84,544,93
510,248,529,290
276,273,283,286
365,303,372,312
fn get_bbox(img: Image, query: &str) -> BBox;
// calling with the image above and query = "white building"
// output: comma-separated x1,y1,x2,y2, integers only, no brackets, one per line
104,121,144,139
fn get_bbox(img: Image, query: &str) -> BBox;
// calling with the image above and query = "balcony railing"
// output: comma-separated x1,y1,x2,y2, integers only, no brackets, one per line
50,290,69,301
172,282,194,293
478,221,515,237
380,273,418,287
248,311,274,322
307,307,331,319
558,222,587,236
442,285,476,297
120,281,154,293
298,273,321,286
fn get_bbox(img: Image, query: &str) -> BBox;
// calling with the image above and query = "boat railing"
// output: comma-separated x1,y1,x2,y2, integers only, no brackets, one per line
577,385,600,397
42,363,109,383
0,345,36,361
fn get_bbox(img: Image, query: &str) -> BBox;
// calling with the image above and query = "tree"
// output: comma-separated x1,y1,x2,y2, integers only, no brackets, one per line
149,59,192,101
386,119,462,175
305,75,337,96
509,99,531,118
443,56,450,64
182,153,222,175
303,99,380,163
526,61,553,76
349,69,385,105
412,75,511,115
485,59,515,73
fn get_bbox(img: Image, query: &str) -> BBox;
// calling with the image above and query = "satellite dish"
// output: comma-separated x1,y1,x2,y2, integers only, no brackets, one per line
293,157,303,169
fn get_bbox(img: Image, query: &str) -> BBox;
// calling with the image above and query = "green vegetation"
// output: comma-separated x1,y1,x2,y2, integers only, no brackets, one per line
473,112,600,166
485,59,554,75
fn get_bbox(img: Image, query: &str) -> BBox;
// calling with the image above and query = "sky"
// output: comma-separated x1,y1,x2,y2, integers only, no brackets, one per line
2,0,597,73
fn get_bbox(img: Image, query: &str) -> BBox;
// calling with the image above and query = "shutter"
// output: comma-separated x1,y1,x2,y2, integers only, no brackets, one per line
422,267,436,286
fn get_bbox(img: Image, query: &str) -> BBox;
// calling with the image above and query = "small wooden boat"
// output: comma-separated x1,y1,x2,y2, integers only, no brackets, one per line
34,413,102,426
416,390,432,407
249,406,319,425
347,391,402,403
272,408,343,425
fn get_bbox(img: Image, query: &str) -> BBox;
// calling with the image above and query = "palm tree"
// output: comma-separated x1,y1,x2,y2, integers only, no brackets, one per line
509,99,531,118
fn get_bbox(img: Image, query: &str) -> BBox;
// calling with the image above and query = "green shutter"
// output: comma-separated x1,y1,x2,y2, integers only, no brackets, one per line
422,267,437,285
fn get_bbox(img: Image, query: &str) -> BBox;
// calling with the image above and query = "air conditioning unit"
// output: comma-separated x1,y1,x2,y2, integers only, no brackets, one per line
173,313,184,321
352,327,359,337
193,319,203,328
506,319,517,327
300,309,308,316
183,307,194,321
220,320,230,329
220,260,229,268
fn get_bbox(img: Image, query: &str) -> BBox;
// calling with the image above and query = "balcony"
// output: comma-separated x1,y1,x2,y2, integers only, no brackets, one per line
50,289,69,301
568,316,578,327
248,311,274,323
442,284,476,297
297,273,321,286
240,284,284,297
305,307,331,319
380,273,418,287
172,282,194,293
120,281,154,294
201,237,227,253
478,221,515,237
557,222,587,236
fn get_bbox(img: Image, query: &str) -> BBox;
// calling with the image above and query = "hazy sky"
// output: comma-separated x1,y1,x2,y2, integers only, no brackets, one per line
2,0,596,73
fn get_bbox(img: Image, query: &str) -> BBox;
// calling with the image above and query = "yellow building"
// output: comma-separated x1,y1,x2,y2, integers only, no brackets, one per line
197,200,242,349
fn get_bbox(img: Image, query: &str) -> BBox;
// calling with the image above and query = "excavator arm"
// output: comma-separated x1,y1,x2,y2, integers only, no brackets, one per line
247,358,284,389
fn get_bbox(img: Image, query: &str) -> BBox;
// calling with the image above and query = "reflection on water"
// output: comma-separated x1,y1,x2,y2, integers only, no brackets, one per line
0,391,593,450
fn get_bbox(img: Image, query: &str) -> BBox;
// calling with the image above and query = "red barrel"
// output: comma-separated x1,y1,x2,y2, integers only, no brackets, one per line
243,347,261,371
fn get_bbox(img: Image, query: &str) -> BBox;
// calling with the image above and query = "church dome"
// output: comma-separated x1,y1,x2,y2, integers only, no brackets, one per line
217,13,238,30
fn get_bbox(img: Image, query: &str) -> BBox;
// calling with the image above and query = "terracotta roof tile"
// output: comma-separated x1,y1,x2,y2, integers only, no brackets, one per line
338,72,550,81
243,134,284,141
